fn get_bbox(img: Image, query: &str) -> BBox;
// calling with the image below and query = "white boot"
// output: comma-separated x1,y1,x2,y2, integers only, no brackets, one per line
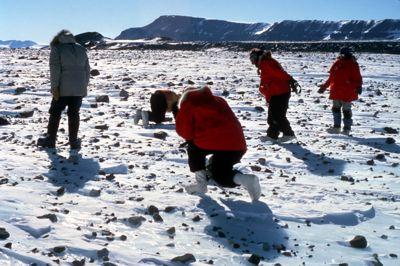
185,170,208,194
233,173,261,202
141,110,149,128
134,109,142,125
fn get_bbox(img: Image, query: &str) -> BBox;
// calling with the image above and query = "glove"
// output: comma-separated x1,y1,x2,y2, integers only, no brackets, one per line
317,85,326,94
52,88,60,101
357,87,362,95
289,77,301,94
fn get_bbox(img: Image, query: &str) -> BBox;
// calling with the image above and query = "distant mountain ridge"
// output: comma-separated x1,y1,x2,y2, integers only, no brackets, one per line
0,40,37,48
116,15,270,41
116,15,400,41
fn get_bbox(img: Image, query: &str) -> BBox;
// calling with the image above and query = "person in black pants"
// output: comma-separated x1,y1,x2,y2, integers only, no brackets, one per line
37,30,90,149
187,141,245,188
250,49,297,142
267,92,294,140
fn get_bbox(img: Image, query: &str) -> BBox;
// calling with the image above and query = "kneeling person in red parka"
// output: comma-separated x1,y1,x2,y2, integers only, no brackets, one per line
318,47,362,135
176,86,261,201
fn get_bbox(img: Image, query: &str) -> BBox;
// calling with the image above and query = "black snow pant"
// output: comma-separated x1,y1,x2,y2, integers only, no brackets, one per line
149,91,179,123
47,96,82,143
187,142,245,188
266,92,295,139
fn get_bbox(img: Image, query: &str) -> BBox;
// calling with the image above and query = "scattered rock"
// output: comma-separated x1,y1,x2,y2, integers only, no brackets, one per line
192,215,201,222
97,248,109,259
90,69,100,76
95,95,110,103
250,165,262,172
0,117,10,126
154,131,168,140
95,124,109,130
153,213,163,222
386,137,396,144
171,253,196,264
375,154,386,161
71,259,85,266
248,254,261,265
349,235,368,248
37,213,58,223
341,176,355,182
367,160,375,166
166,227,175,235
187,80,195,85
164,206,176,213
0,228,10,240
89,189,101,197
53,246,66,253
222,89,229,97
384,127,398,134
127,216,146,226
147,205,159,215
254,106,265,112
14,87,26,95
56,187,65,196
4,242,12,249
258,158,267,165
18,110,34,118
119,89,129,98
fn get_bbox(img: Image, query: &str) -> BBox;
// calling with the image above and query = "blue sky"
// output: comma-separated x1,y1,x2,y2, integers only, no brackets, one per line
1,0,399,43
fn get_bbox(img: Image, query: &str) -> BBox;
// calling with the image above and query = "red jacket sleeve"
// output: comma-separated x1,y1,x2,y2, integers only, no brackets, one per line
175,102,194,141
351,61,362,89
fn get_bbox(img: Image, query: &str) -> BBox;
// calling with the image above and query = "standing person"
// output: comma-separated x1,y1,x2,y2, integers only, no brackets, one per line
37,30,90,149
134,89,180,127
318,47,362,135
176,86,261,202
250,48,298,142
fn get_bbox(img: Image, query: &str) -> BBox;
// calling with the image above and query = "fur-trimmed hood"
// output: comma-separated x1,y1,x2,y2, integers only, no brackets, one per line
50,30,76,46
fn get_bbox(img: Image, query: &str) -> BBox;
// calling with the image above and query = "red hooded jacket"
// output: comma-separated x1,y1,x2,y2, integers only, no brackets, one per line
323,57,362,102
176,87,247,151
258,56,292,102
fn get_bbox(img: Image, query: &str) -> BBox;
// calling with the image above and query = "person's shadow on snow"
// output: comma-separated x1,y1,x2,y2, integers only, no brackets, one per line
350,136,400,154
279,142,346,176
44,149,100,193
197,196,288,261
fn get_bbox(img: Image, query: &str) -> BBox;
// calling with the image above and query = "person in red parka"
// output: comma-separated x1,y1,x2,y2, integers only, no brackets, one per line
250,48,297,142
176,86,261,201
318,47,362,135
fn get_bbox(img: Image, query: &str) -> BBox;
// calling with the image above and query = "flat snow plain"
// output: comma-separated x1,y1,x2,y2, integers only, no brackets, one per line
0,48,399,265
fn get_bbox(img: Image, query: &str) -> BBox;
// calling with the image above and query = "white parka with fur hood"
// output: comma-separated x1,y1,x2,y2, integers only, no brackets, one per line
50,31,90,97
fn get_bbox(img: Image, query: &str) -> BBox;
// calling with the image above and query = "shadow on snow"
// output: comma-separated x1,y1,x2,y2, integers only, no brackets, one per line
197,196,288,261
43,149,100,193
279,142,346,176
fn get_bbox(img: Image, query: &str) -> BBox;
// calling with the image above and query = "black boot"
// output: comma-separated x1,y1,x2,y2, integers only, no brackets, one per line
38,113,60,148
68,111,80,150
69,138,81,150
37,135,56,148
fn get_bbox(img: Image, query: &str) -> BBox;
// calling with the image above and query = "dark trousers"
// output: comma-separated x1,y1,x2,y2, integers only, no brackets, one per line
267,92,294,139
149,91,178,123
47,96,82,142
187,142,245,187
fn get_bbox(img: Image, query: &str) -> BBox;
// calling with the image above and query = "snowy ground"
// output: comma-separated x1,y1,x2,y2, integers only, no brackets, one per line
0,48,399,266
